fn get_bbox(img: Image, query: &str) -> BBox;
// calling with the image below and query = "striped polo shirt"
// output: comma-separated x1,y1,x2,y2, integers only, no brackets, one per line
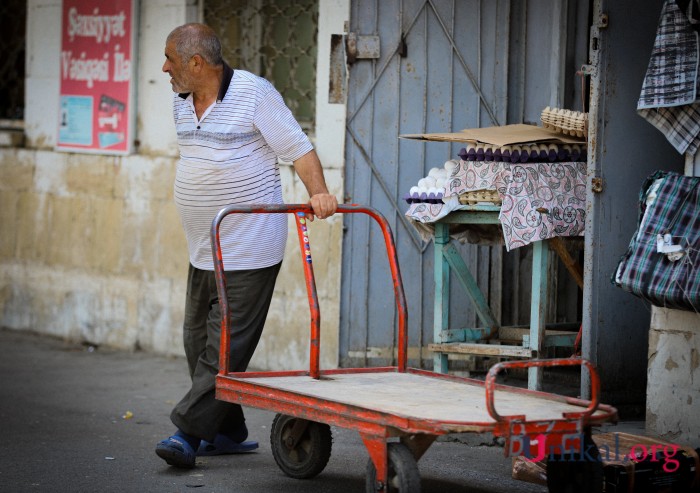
173,66,313,270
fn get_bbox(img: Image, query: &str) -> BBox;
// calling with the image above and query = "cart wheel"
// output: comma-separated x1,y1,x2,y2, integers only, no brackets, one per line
546,431,603,493
270,414,332,479
365,442,421,492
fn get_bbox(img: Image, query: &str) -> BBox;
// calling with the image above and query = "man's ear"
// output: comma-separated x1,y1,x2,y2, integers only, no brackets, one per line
190,54,204,72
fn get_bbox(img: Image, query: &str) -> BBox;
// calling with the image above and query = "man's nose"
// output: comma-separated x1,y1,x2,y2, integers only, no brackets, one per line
162,60,170,72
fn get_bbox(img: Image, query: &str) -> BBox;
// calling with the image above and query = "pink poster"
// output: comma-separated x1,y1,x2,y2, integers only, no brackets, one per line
57,0,135,154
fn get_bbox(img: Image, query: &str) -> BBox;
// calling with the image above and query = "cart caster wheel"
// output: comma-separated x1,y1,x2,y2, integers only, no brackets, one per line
546,432,603,493
365,443,421,492
270,414,332,479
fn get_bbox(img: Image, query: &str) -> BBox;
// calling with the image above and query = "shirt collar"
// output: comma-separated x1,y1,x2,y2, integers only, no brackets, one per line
178,62,234,102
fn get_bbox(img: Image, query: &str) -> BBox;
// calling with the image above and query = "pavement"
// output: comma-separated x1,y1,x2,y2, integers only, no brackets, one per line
1,327,620,493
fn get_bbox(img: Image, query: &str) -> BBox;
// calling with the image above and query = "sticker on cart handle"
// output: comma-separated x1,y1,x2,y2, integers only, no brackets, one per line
297,213,312,263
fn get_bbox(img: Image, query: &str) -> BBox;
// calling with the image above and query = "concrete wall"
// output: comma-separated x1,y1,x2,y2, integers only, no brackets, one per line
0,0,348,370
646,307,700,446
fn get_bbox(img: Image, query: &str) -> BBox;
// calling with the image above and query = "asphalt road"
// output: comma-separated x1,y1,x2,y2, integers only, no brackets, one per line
0,328,551,493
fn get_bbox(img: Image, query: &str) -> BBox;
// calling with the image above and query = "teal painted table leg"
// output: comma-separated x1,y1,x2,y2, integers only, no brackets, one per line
442,243,499,332
433,223,450,373
528,240,548,390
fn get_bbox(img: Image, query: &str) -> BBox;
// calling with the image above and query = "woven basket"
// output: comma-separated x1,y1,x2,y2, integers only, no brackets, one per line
458,189,502,205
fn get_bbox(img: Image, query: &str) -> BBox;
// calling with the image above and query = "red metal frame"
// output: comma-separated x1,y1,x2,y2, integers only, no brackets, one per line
485,357,610,459
211,204,408,377
210,204,618,491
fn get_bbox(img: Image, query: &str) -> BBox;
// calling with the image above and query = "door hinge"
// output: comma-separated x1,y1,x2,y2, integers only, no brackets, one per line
346,32,380,64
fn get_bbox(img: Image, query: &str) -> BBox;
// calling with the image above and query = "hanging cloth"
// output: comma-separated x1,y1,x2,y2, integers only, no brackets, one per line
638,0,700,155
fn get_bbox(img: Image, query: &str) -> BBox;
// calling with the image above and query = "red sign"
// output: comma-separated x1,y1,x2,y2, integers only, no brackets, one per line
57,0,135,154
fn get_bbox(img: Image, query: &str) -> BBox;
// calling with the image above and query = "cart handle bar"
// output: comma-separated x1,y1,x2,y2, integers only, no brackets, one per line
485,358,601,423
210,204,408,378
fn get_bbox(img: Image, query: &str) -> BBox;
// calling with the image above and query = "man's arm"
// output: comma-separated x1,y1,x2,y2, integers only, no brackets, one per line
293,150,338,220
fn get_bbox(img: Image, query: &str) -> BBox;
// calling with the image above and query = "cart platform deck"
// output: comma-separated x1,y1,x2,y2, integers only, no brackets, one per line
218,368,614,435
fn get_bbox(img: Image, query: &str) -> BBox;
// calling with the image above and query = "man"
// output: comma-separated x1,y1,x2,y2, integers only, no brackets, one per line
156,23,337,469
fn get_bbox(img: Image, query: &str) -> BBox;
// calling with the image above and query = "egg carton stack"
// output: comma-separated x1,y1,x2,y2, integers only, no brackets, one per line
458,142,586,163
404,159,459,204
458,188,501,206
540,106,588,138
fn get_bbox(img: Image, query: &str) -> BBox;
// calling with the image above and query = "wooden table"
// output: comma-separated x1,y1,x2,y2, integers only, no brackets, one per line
430,205,555,390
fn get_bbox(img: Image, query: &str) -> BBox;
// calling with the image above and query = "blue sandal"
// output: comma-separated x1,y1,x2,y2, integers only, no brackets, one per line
197,434,259,456
156,435,197,468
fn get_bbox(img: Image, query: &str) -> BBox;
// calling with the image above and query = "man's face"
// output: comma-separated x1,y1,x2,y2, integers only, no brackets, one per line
162,40,193,93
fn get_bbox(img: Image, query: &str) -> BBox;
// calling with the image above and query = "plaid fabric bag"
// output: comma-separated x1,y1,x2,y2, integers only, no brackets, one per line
613,170,700,311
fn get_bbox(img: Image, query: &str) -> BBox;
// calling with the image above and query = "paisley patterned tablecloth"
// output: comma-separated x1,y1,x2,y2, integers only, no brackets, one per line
405,160,587,251
447,160,502,196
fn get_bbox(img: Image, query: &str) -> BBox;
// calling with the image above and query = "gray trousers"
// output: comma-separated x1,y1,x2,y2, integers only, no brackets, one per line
170,262,281,441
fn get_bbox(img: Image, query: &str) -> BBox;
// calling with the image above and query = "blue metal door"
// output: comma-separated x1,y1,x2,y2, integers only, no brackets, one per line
339,0,590,369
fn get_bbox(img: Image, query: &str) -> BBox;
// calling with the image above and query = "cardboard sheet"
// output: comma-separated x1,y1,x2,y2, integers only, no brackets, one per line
400,123,585,146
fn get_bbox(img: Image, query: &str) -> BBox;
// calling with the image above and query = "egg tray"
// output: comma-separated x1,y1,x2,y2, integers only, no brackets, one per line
403,188,504,205
404,191,445,204
457,145,586,163
458,189,502,206
541,106,588,138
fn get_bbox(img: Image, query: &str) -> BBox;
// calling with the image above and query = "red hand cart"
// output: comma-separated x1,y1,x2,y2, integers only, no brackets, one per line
211,204,617,493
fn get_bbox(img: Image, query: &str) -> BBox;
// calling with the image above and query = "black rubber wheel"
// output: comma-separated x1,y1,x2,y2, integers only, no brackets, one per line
546,431,603,493
365,442,421,492
270,414,332,479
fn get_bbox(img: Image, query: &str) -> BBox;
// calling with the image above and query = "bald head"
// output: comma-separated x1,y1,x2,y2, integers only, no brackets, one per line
166,23,223,67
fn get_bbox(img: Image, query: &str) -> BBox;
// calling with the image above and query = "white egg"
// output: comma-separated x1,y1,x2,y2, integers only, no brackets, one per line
423,176,437,188
444,160,459,173
435,178,446,189
409,186,420,195
417,178,429,189
428,167,441,178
